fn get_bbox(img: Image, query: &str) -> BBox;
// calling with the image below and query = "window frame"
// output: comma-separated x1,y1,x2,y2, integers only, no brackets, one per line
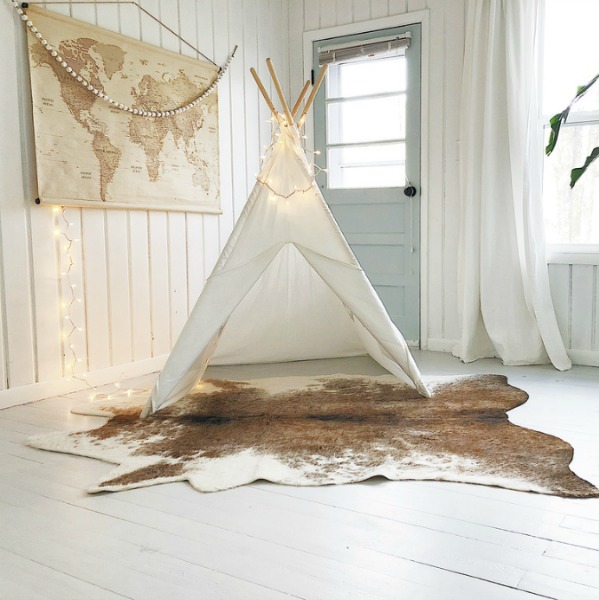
322,48,409,190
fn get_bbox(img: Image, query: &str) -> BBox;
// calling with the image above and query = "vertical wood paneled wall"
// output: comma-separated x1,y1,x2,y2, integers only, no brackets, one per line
290,0,466,352
549,263,599,367
0,0,289,406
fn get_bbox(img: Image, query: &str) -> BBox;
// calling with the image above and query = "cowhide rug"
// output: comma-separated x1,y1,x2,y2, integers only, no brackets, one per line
28,374,599,497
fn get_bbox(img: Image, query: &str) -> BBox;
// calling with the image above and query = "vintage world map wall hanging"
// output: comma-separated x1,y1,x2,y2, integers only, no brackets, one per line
20,3,231,213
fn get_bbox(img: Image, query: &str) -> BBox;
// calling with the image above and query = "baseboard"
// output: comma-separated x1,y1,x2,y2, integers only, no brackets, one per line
420,340,599,368
0,354,169,410
4,345,591,411
422,338,458,353
567,349,599,368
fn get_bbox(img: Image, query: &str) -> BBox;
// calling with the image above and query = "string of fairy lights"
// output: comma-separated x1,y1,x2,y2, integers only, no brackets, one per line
13,0,232,403
257,117,327,199
53,117,326,403
19,0,318,400
53,205,83,383
11,0,332,407
54,205,140,402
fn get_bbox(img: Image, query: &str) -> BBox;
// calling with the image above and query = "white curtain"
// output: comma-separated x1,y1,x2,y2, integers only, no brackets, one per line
453,0,571,369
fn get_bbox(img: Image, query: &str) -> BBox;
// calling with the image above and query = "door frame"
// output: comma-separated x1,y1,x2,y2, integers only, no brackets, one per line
303,10,430,347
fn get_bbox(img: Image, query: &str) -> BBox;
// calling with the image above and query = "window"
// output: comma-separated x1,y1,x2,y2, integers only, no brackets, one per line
542,0,599,249
319,38,409,189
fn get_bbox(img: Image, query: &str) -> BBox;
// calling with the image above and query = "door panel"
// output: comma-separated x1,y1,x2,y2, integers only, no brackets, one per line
332,204,407,233
313,24,421,342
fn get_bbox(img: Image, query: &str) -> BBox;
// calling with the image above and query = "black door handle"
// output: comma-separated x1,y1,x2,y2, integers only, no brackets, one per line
404,185,417,197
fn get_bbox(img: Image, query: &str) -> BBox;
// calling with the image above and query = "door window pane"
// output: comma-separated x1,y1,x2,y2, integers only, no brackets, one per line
328,56,406,98
327,95,406,145
323,41,410,189
328,143,406,188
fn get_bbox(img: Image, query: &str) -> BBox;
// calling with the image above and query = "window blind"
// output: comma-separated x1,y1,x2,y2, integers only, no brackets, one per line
318,33,411,65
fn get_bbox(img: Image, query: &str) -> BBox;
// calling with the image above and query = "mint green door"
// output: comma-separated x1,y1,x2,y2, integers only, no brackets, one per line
313,25,421,342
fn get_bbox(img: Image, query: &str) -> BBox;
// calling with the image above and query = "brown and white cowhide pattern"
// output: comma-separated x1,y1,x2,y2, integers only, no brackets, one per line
28,374,599,497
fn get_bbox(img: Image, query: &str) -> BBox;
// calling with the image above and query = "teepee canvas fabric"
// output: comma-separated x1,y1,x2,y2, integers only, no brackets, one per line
143,65,429,416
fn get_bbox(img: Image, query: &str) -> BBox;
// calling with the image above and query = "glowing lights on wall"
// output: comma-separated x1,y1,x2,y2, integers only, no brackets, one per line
49,117,326,401
54,205,84,383
53,205,141,402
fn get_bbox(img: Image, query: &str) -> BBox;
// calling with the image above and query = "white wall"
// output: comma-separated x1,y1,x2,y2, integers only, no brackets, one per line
289,0,465,352
0,0,289,407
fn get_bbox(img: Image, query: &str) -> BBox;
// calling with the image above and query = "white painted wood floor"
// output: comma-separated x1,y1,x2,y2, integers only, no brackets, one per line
1,350,599,600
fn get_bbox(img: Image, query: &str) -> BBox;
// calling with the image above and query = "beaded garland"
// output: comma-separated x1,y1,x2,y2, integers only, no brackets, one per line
12,0,236,118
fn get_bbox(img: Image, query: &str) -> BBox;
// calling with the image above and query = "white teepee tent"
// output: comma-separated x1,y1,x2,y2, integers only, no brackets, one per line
142,60,429,416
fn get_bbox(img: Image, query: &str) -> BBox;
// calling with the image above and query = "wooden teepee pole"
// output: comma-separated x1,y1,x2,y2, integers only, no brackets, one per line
298,64,328,126
291,80,311,118
266,58,294,126
250,67,279,120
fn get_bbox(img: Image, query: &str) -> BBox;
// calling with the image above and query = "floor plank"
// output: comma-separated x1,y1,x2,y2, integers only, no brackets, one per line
0,547,129,600
0,493,297,600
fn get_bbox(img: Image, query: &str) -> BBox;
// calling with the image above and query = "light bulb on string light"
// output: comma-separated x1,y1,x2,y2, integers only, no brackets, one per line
53,205,142,404
54,206,79,384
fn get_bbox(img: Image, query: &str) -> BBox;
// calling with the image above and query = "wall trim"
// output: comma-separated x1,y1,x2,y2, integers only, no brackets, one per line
424,338,459,353
568,350,599,368
302,9,431,346
0,354,168,410
547,253,599,266
421,340,599,368
303,10,430,36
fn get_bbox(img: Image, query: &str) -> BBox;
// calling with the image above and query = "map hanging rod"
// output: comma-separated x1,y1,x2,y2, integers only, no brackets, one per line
20,1,217,66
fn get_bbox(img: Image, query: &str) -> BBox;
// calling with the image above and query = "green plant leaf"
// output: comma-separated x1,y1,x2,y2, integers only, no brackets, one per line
545,109,569,155
570,146,599,187
574,72,599,102
546,72,599,156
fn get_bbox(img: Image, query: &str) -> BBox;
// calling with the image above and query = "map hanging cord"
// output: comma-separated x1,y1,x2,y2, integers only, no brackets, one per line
20,1,218,65
221,45,238,73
